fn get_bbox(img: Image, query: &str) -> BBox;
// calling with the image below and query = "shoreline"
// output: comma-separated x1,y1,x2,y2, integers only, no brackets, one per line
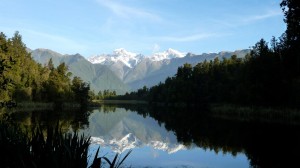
90,99,148,106
1,102,82,113
210,104,300,125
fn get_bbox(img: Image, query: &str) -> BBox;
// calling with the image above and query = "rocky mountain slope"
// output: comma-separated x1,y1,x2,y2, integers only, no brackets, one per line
88,48,250,90
31,49,129,94
30,48,250,92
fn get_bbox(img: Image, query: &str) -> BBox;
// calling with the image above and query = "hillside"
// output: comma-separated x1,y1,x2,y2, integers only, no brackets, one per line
31,49,129,94
31,48,250,92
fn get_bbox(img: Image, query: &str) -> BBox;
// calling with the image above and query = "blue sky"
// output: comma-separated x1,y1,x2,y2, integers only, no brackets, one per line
0,0,285,57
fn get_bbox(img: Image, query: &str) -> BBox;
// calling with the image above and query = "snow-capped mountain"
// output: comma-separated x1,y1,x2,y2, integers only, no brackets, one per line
88,48,144,68
91,133,142,153
82,108,187,154
32,47,250,92
87,48,186,82
87,48,185,68
149,48,186,61
86,48,250,90
90,134,186,154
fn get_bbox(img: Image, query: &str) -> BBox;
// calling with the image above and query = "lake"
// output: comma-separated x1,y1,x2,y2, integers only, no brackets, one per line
5,105,300,168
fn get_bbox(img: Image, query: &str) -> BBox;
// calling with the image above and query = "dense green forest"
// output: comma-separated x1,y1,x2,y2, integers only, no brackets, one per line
0,32,89,106
116,0,300,108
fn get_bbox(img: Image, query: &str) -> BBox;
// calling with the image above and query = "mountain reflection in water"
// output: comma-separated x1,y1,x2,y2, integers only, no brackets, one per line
82,107,185,154
5,105,300,168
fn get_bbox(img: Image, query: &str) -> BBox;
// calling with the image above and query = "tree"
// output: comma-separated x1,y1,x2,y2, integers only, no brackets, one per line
47,58,54,71
280,0,300,75
176,63,192,80
281,0,300,46
71,76,90,106
97,91,103,99
0,32,91,104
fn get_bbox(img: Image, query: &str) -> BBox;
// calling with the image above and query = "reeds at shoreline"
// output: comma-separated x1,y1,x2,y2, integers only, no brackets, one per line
0,119,131,168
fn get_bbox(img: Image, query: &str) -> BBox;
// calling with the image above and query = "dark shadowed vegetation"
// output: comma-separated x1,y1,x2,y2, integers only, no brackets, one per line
0,111,131,168
119,104,300,168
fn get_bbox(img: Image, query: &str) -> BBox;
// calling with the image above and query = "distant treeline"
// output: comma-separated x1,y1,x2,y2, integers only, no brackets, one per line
0,32,89,106
89,89,117,100
115,0,300,108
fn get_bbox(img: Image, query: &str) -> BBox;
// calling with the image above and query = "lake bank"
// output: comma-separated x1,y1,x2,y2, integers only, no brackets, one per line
210,104,300,125
0,102,82,113
90,99,148,106
2,100,300,125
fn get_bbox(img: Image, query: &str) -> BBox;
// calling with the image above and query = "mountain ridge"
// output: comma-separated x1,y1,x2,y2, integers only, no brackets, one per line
87,48,186,67
30,48,130,94
30,48,250,92
86,108,186,154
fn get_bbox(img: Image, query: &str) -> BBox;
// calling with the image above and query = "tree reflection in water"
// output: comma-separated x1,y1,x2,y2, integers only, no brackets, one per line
2,108,92,134
3,105,300,168
122,105,300,168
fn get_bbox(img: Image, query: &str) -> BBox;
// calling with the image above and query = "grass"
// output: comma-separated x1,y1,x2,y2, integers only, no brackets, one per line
0,118,131,168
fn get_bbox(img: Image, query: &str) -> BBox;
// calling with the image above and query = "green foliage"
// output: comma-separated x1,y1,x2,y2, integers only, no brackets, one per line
122,0,300,108
90,89,118,100
0,32,90,105
71,76,90,106
108,86,149,101
127,36,300,107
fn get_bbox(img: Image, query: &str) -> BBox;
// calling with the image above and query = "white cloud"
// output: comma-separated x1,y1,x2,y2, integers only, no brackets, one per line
96,0,162,22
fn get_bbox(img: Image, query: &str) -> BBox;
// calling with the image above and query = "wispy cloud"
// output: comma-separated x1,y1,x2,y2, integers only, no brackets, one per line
155,33,227,42
213,9,283,28
242,10,282,23
96,0,162,21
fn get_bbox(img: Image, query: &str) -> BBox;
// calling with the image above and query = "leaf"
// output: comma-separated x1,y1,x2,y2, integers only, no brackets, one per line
89,146,101,168
110,153,119,168
116,150,132,168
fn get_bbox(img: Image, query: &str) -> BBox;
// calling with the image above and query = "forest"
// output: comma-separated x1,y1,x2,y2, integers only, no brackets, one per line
0,32,90,106
1,0,300,109
116,0,300,108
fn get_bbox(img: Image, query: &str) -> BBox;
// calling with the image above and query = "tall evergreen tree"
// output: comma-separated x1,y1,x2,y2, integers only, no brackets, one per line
280,0,300,75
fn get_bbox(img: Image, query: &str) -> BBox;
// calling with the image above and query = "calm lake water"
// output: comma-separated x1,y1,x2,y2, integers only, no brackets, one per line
6,105,300,168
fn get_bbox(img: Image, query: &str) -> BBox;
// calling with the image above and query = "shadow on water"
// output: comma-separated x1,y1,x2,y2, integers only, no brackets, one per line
1,104,300,168
0,107,93,168
0,107,132,168
2,107,92,133
113,104,300,168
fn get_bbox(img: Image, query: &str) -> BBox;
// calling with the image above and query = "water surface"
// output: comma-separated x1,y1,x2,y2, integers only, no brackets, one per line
6,105,300,168
84,107,249,168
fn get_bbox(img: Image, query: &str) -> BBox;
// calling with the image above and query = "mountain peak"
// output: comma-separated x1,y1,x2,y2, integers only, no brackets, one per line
166,48,184,56
88,48,143,68
113,48,137,57
90,134,186,154
87,48,187,67
149,48,185,61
